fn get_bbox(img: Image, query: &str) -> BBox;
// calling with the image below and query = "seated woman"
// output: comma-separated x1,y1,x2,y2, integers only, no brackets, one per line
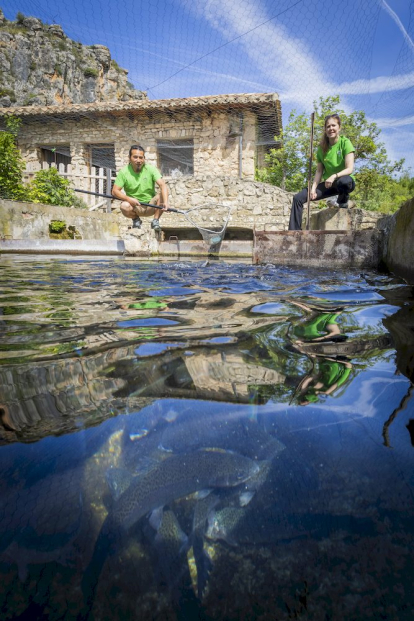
288,114,355,231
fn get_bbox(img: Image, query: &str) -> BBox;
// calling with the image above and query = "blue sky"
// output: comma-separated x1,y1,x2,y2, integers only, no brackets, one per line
2,0,414,172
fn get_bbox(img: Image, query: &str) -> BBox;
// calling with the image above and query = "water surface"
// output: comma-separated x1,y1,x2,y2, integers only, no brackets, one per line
1,256,413,620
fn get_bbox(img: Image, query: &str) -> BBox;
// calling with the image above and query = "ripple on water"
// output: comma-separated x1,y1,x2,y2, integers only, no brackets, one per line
0,258,414,620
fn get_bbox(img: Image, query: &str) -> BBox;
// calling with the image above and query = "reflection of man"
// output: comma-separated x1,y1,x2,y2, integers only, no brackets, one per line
297,355,353,405
112,145,169,231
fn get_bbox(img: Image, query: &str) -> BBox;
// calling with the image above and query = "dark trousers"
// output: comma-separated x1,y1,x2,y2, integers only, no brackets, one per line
288,176,355,231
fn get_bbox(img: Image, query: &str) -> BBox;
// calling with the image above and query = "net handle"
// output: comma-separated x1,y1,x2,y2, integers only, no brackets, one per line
306,112,315,231
74,187,230,237
74,188,186,213
74,187,163,209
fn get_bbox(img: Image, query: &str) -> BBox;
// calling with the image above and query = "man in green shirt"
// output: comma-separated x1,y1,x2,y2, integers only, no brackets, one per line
112,145,169,231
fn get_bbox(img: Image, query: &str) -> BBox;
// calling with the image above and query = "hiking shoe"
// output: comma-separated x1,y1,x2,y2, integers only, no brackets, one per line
326,195,338,208
151,219,161,231
132,216,142,229
337,195,349,209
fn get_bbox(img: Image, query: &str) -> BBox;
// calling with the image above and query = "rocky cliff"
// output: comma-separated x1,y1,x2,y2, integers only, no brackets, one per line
0,9,147,107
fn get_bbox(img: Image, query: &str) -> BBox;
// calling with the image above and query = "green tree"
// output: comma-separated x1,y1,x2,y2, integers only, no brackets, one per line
0,116,26,200
257,95,409,213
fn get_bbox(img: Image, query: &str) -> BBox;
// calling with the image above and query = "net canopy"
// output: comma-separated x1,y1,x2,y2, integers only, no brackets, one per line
0,0,413,201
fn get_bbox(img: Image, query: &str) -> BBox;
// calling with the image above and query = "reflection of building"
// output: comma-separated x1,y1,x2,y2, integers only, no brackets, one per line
0,347,131,440
112,344,286,404
0,288,287,441
185,352,285,401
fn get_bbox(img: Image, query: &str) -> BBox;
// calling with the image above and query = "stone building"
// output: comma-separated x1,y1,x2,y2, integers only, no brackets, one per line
1,91,298,246
1,92,282,181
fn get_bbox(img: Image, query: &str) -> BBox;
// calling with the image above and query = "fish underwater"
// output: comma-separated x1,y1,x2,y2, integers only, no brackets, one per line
191,491,220,598
148,506,202,619
81,449,261,613
159,412,285,461
149,506,190,591
206,506,380,547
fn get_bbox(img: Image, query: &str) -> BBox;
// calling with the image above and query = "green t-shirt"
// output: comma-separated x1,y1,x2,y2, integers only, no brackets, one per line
316,135,355,180
294,312,339,341
114,163,162,202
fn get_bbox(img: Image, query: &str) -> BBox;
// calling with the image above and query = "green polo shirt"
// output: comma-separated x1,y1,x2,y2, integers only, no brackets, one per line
316,135,355,180
114,163,162,203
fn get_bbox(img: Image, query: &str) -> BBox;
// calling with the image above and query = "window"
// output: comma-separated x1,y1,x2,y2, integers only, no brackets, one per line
40,146,71,171
256,113,281,169
88,144,116,195
89,144,116,171
157,139,194,176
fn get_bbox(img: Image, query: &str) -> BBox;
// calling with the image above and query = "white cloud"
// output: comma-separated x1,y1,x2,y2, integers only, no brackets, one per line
181,0,336,102
373,114,414,128
337,72,414,96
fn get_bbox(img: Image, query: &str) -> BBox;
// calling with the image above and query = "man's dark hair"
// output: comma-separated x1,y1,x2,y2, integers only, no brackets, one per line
129,145,145,157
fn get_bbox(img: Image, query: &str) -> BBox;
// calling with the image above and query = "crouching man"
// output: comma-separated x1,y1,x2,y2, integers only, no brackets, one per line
112,145,169,231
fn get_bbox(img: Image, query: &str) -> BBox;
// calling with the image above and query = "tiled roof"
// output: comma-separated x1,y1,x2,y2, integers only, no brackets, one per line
0,92,280,119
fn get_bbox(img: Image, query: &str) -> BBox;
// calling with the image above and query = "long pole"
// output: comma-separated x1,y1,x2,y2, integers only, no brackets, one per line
306,112,315,231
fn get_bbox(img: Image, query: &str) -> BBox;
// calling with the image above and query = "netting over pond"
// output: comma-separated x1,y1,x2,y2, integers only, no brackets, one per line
1,0,413,182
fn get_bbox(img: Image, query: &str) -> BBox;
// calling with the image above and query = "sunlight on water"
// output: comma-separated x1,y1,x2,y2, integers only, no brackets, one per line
0,256,413,620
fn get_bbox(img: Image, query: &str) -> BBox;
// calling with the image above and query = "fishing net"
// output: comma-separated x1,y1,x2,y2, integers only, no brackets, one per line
167,203,232,248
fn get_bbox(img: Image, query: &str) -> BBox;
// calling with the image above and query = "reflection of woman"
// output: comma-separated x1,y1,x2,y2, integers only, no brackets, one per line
288,114,355,231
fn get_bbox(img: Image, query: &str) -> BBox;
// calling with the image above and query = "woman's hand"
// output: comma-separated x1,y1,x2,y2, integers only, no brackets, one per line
310,189,318,200
324,175,336,189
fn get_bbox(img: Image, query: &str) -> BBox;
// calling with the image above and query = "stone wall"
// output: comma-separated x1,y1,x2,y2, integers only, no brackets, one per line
380,196,414,284
0,199,121,241
115,175,292,255
309,206,385,231
162,174,291,228
19,110,258,180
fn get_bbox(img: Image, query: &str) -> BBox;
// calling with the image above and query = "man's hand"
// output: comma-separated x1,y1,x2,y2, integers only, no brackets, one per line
128,197,141,208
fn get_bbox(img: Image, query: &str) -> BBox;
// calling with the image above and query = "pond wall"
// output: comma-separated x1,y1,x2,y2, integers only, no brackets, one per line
1,189,414,278
379,197,414,284
0,199,121,240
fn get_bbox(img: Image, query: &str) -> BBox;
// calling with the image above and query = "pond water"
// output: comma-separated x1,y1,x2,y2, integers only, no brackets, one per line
1,256,414,620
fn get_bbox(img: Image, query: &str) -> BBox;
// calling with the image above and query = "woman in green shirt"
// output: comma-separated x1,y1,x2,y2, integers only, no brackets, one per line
288,114,355,230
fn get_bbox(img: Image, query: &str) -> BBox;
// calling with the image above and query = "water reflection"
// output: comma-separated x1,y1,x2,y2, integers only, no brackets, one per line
1,257,414,620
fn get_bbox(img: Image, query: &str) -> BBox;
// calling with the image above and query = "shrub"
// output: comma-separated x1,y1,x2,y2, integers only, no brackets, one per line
83,67,98,78
0,116,26,200
49,220,66,234
27,167,77,207
110,59,121,72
